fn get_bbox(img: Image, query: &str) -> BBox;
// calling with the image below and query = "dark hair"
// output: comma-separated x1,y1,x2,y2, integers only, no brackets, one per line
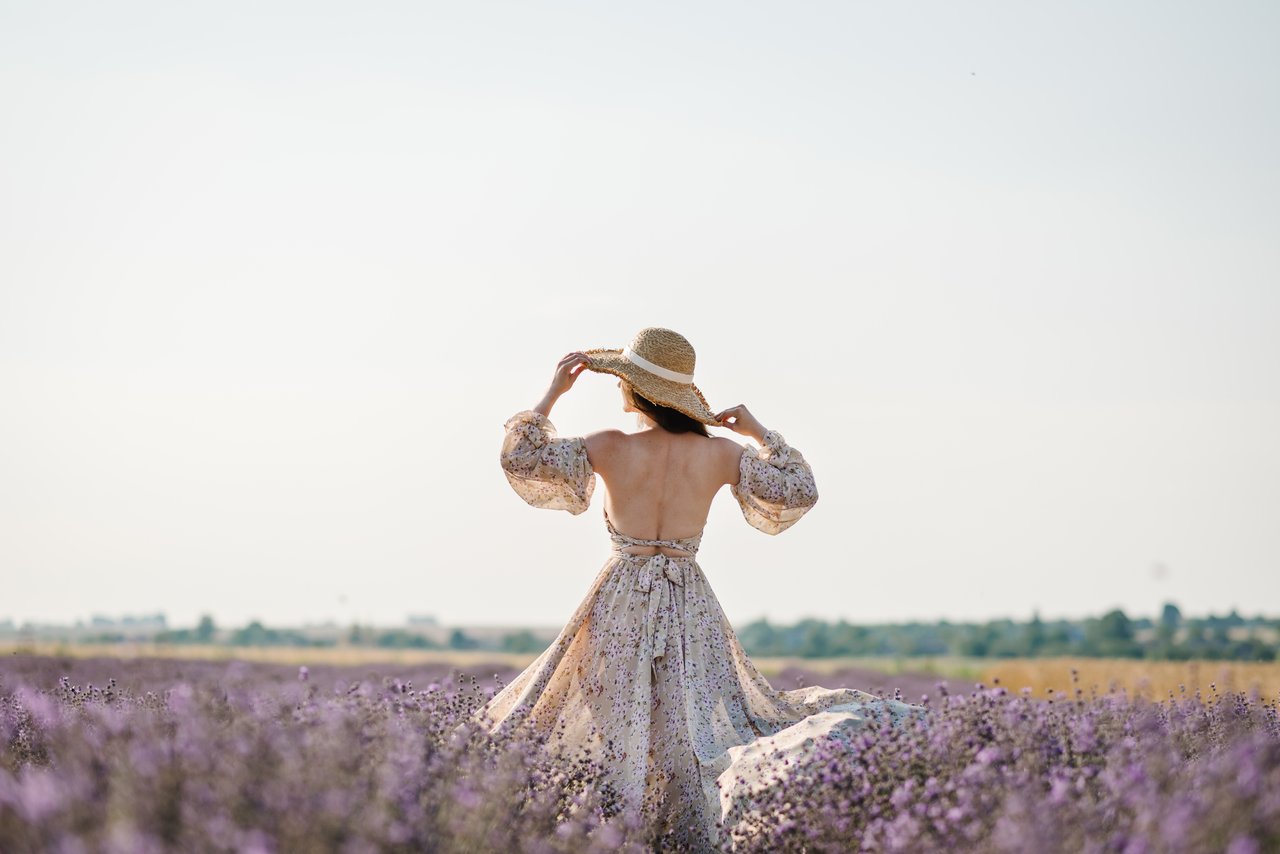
624,383,710,437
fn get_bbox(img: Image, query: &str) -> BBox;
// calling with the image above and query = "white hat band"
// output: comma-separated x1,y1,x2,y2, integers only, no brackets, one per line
622,346,695,384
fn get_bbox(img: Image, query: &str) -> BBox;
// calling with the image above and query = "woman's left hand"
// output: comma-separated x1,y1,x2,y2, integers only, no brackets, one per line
714,404,768,443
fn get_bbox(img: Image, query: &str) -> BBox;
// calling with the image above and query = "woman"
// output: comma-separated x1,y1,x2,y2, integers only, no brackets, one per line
479,327,927,850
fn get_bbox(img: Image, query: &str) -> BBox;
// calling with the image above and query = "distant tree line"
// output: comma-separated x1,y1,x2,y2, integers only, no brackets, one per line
734,603,1277,661
144,602,1278,661
152,617,498,651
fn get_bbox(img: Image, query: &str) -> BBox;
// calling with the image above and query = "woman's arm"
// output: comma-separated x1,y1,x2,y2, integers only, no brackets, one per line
532,351,591,418
716,404,819,534
498,352,599,514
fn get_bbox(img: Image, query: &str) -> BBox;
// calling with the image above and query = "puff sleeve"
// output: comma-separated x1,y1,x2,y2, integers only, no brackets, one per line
500,410,596,515
730,429,819,534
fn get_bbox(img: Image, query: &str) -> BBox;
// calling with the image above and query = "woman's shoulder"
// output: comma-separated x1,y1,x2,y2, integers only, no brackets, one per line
582,428,627,470
707,434,744,455
583,428,627,447
702,435,746,485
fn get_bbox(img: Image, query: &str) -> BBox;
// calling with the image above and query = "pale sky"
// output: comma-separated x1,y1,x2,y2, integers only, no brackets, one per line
2,1,1277,631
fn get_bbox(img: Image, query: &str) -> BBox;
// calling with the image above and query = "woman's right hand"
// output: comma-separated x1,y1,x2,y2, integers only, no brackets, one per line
533,352,591,418
714,404,768,442
547,352,591,398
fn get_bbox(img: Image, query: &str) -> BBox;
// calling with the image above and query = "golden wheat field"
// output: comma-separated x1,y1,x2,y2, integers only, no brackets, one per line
980,656,1280,704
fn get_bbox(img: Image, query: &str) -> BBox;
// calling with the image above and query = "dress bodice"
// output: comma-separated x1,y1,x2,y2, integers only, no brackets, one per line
605,511,704,557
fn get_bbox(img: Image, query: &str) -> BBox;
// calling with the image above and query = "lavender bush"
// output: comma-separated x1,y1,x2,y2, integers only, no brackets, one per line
1,657,641,853
2,657,1277,852
725,674,1280,853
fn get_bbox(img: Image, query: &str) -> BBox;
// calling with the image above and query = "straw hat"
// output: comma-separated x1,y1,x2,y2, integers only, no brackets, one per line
583,328,721,426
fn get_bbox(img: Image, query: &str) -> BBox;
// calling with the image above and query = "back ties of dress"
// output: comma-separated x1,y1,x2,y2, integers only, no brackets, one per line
603,510,704,557
603,511,704,666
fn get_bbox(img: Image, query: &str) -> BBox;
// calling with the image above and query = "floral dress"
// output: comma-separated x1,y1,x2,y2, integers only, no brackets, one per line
479,410,928,851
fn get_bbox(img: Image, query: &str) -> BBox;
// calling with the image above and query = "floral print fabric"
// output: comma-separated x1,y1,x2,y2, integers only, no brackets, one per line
729,428,819,536
500,411,596,515
484,410,927,850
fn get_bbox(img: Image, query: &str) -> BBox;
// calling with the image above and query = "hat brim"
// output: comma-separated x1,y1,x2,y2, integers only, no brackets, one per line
582,348,721,426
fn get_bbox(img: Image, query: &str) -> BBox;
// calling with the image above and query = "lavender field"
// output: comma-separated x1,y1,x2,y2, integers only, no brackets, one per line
2,653,1278,852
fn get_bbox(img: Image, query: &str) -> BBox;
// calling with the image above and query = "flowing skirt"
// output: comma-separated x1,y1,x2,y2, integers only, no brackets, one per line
474,551,929,850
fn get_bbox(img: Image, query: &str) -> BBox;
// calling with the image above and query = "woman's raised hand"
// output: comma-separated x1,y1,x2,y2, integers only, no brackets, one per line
549,352,591,397
529,353,588,419
714,404,768,442
534,352,592,416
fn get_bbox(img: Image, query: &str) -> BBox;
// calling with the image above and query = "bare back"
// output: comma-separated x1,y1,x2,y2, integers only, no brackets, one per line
584,428,743,557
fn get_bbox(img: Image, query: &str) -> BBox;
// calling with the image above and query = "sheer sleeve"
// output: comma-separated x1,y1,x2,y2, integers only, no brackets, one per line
500,410,596,515
730,429,819,535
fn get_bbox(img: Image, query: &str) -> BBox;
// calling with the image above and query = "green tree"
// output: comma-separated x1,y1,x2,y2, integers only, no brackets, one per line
375,629,436,649
1025,610,1047,655
195,614,216,643
232,620,275,646
501,631,544,653
738,618,781,656
1150,601,1182,656
795,619,832,658
448,629,479,650
1084,608,1141,657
